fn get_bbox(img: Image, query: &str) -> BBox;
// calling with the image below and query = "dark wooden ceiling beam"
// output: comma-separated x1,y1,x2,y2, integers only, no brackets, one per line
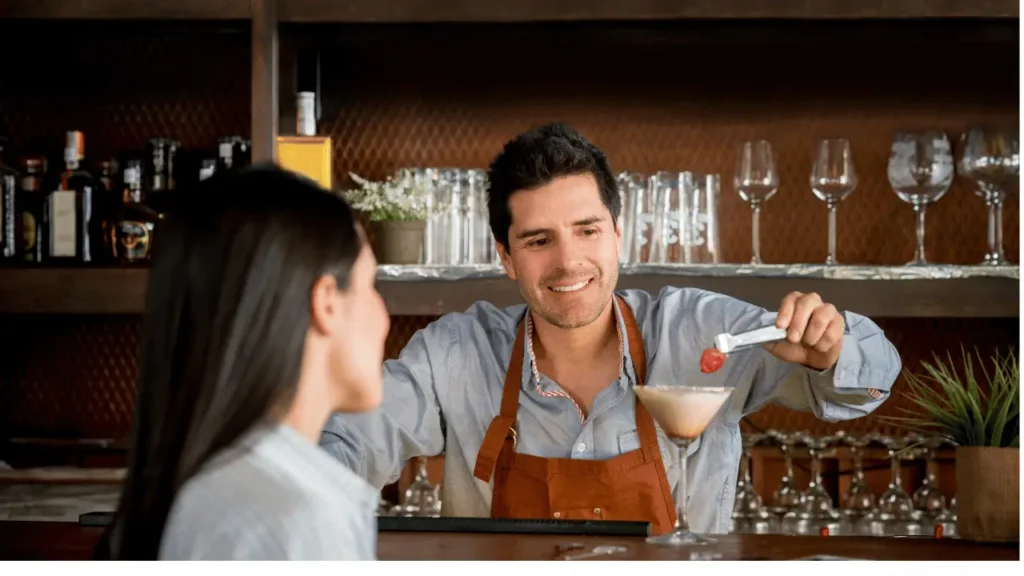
2,0,1017,21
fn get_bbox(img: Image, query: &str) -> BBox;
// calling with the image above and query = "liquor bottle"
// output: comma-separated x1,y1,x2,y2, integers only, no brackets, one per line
145,137,179,219
111,160,159,265
42,130,100,264
216,136,252,172
0,137,18,261
96,158,119,262
17,156,46,264
276,91,333,189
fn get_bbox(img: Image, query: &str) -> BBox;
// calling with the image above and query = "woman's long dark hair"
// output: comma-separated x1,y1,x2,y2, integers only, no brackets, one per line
99,164,363,560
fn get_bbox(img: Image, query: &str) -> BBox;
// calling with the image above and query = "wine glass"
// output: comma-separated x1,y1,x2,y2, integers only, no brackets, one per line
911,436,948,520
734,140,779,265
780,434,843,535
632,385,734,546
886,131,954,265
768,430,805,515
731,432,777,534
958,126,1020,265
810,138,857,265
839,431,878,532
390,457,440,517
865,436,922,536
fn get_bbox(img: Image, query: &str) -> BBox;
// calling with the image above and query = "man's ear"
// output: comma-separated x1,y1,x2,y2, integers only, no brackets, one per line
496,242,516,281
309,274,340,336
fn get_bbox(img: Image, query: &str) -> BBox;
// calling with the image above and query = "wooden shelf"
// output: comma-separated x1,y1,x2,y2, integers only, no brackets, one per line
2,0,1017,22
0,266,1017,317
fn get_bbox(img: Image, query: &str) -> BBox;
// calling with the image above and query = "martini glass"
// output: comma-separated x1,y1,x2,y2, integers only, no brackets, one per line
633,385,734,546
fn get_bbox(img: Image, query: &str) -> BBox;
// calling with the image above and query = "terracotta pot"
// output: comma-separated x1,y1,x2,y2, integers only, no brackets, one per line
956,446,1019,542
368,220,425,265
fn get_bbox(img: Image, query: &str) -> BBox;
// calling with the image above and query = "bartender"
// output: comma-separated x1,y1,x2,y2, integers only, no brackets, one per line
320,122,900,535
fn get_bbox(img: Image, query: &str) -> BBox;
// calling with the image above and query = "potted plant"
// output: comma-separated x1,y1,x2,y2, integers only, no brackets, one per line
342,172,428,265
884,346,1019,543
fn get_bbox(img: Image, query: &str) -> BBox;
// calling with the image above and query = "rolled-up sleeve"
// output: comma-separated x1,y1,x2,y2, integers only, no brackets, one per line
319,317,453,489
647,287,901,422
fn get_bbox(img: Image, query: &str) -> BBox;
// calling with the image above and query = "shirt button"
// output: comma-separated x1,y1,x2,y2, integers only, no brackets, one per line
576,443,586,452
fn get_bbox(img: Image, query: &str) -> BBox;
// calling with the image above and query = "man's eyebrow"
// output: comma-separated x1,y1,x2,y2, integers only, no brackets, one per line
516,216,605,240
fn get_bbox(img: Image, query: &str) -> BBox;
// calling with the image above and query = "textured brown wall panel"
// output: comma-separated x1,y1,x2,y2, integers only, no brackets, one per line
1,20,1020,441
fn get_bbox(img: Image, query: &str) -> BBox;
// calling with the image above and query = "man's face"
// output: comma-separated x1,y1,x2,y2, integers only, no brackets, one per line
497,174,621,329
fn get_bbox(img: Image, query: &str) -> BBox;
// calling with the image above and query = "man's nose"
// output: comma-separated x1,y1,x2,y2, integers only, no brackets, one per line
554,235,586,269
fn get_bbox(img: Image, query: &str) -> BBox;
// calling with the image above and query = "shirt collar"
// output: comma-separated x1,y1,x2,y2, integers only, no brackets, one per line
520,296,634,395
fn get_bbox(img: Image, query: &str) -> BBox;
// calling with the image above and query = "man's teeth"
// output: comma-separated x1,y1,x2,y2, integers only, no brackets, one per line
550,280,589,293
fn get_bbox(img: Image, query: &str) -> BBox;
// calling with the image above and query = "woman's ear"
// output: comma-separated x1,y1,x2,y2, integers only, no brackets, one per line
309,274,341,336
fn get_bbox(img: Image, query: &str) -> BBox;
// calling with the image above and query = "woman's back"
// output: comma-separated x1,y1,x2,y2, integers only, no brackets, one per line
159,423,378,560
103,165,391,560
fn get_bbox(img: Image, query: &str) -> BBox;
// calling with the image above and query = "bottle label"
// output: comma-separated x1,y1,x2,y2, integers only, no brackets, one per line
115,219,154,262
21,212,37,260
50,190,77,257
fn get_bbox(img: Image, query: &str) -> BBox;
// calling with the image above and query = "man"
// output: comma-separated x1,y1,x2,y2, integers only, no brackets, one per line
320,123,901,534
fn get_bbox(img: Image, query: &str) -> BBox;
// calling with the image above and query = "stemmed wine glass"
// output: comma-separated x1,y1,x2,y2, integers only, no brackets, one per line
768,430,805,515
865,436,922,536
632,385,734,546
781,434,843,535
958,126,1020,265
912,436,948,520
390,457,440,517
731,432,777,534
734,140,779,265
839,432,879,533
886,131,955,265
810,138,857,265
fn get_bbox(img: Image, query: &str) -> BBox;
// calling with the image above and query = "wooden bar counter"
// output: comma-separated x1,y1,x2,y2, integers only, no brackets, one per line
0,521,1017,561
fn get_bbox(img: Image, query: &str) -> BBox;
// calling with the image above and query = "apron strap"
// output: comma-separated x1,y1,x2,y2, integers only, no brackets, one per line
616,295,662,463
473,315,527,483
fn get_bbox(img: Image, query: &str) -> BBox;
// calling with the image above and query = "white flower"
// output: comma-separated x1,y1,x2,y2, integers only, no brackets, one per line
342,172,428,222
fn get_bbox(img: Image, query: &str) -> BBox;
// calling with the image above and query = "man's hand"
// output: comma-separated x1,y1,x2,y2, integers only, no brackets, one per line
764,291,845,371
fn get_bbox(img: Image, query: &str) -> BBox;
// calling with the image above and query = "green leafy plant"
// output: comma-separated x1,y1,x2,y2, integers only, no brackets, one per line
882,346,1019,448
341,172,428,222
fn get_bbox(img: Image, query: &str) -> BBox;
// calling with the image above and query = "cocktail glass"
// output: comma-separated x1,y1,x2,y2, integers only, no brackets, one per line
633,385,734,546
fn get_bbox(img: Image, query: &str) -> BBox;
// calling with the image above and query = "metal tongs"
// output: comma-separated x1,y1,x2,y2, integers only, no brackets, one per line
713,325,788,354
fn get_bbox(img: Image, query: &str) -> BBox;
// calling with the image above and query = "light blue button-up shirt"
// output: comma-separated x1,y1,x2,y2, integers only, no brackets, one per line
320,286,900,533
161,422,379,560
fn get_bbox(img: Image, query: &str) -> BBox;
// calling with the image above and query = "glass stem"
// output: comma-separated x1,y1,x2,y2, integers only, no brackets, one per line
676,440,691,530
825,201,838,265
889,453,902,489
810,449,822,488
912,203,928,263
750,203,762,265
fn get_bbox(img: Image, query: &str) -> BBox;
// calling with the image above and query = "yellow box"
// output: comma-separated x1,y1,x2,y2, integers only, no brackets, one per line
276,135,333,189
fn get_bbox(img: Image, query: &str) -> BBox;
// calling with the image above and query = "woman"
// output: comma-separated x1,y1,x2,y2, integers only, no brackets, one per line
99,164,390,560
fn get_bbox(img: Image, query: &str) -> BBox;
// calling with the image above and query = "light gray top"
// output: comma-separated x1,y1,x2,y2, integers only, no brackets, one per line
160,422,379,560
320,287,901,533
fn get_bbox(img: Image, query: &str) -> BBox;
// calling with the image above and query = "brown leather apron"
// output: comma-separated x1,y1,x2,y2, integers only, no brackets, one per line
472,295,677,535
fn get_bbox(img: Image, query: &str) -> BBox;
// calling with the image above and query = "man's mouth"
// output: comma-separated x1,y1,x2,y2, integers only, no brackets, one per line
547,278,592,293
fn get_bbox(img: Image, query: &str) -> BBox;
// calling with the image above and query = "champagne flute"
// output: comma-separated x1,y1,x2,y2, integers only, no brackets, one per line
632,385,733,546
958,126,1020,265
810,138,857,265
734,140,779,265
887,131,954,266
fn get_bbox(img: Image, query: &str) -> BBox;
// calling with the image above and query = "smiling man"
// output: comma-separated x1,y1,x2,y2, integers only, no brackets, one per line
320,123,901,535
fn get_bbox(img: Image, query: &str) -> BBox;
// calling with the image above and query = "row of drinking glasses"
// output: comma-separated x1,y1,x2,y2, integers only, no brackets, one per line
392,167,495,266
732,430,957,538
620,126,1019,268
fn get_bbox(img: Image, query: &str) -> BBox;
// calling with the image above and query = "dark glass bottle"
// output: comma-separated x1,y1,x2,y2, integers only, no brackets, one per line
145,137,179,219
17,156,46,264
0,137,18,261
96,158,119,263
42,130,101,265
216,136,252,172
111,160,159,265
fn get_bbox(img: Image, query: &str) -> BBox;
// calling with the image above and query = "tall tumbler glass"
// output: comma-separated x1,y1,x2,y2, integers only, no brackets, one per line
616,171,645,264
461,169,492,264
433,168,462,265
688,173,721,264
650,171,690,264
